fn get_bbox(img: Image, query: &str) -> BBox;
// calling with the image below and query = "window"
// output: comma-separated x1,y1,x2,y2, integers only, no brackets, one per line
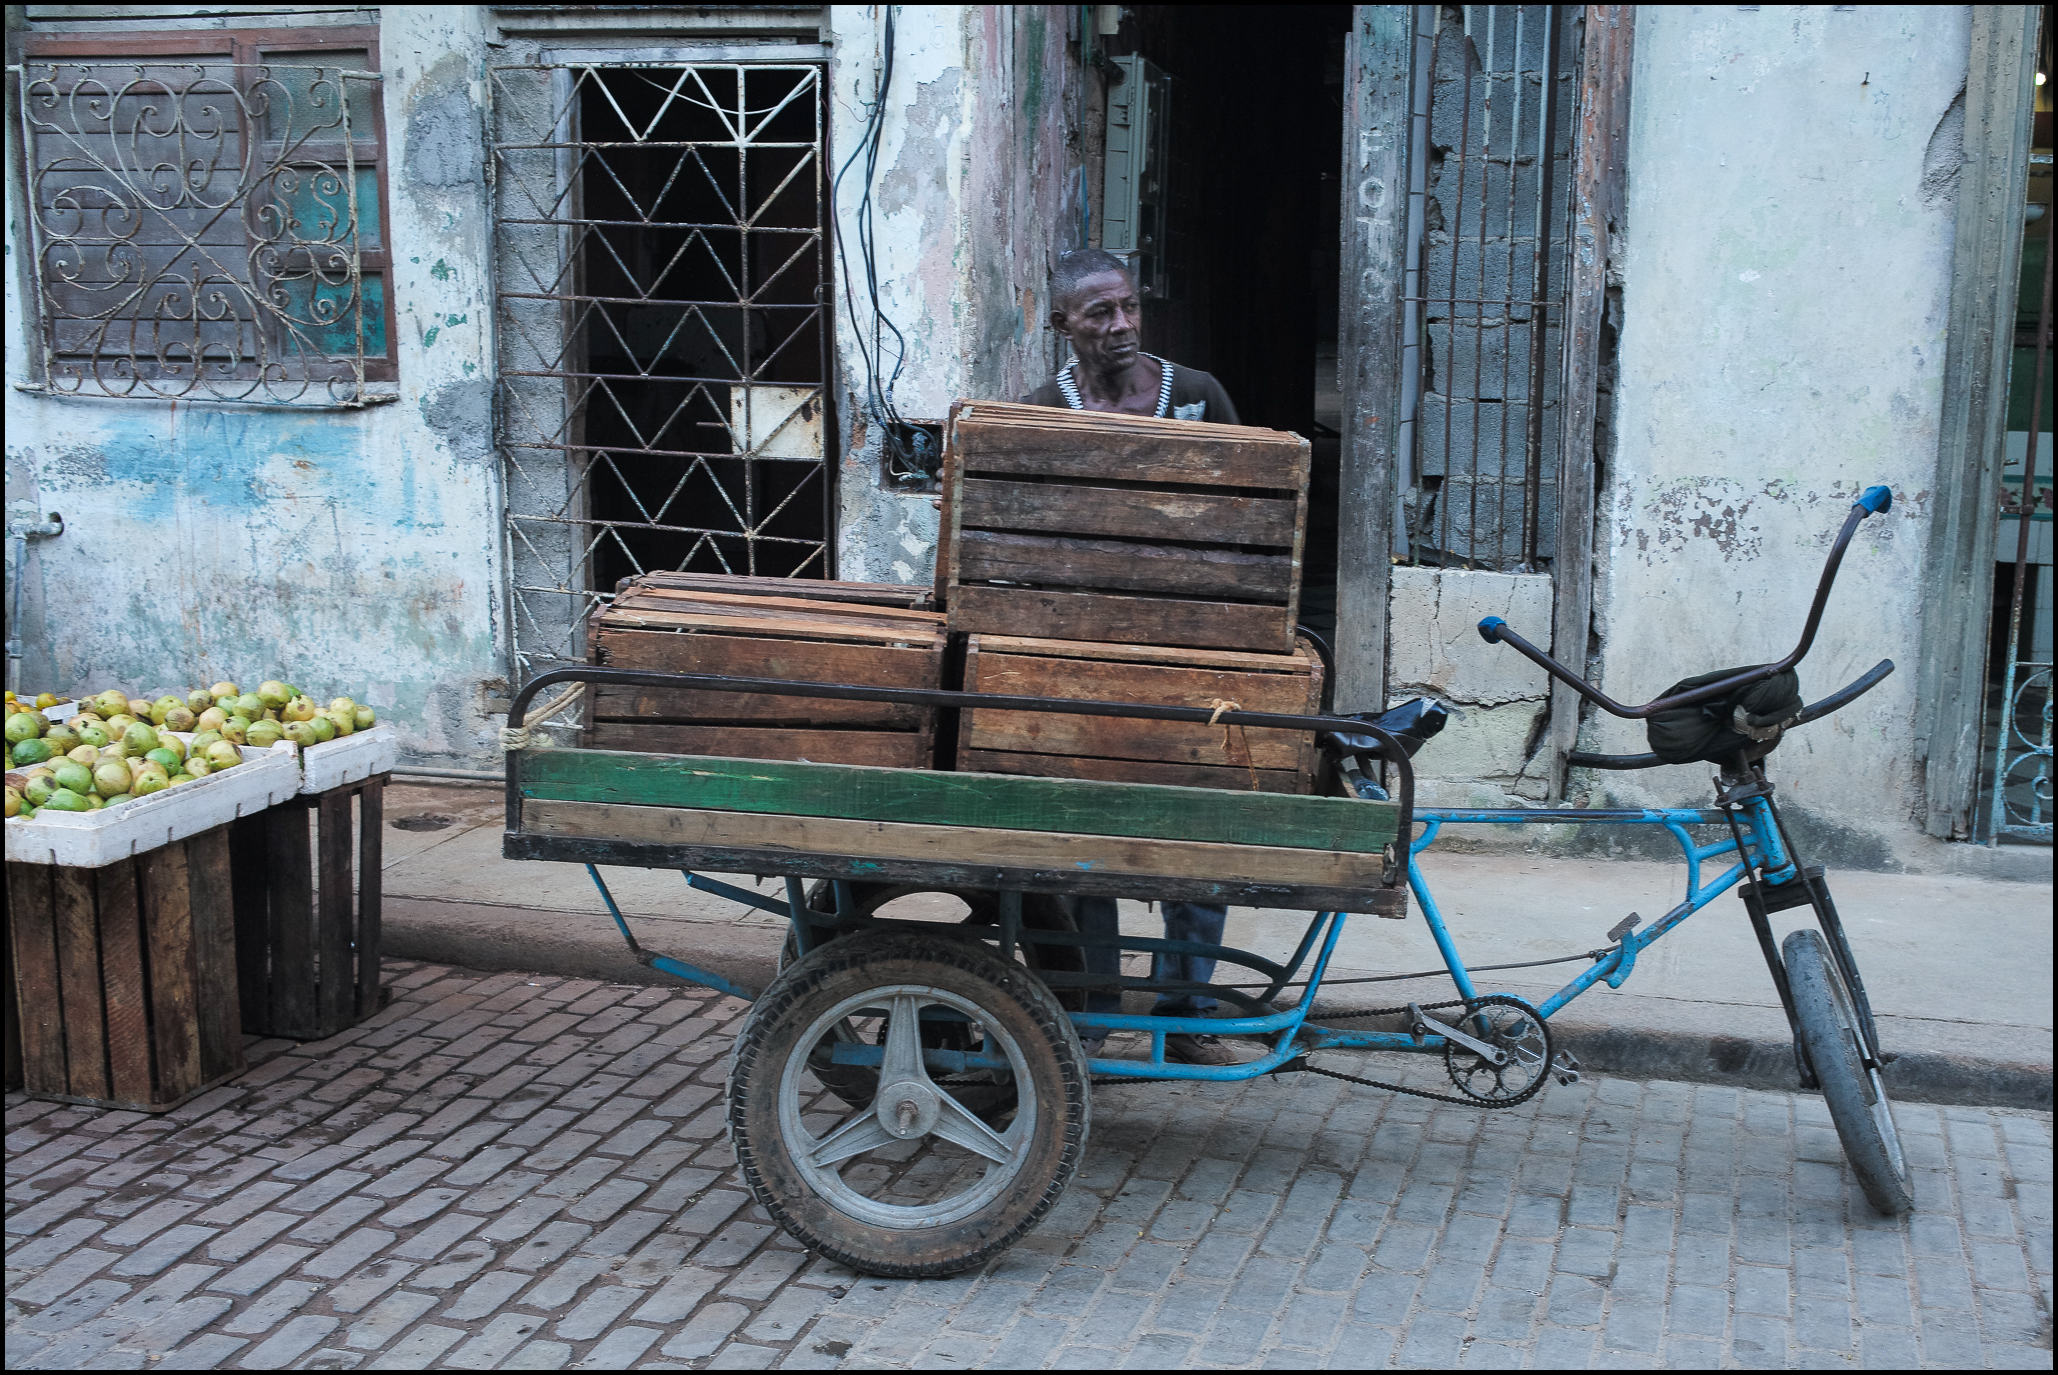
17,29,394,405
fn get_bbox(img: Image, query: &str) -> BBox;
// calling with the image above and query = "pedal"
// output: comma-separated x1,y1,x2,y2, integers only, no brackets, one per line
1551,1050,1582,1086
1606,912,1641,944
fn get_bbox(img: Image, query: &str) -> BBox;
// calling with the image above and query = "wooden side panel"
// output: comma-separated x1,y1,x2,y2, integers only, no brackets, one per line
581,723,933,770
138,845,201,1100
229,813,272,1032
521,749,1391,852
266,803,315,1037
953,421,1308,490
969,649,1320,713
7,863,67,1094
947,584,1294,654
185,827,242,1082
962,710,1307,771
51,867,108,1101
356,778,384,1019
523,800,1390,890
316,793,353,1031
954,529,1294,600
626,572,932,609
95,857,153,1105
957,477,1300,545
958,748,1307,794
589,683,922,729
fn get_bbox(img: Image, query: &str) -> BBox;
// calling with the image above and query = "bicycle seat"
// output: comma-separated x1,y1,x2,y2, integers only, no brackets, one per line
1320,698,1450,760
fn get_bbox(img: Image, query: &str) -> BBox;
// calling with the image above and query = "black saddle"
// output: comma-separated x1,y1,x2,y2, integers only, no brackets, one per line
1320,697,1450,760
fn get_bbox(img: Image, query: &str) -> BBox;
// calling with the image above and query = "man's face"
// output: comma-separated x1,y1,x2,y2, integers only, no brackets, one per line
1051,269,1142,373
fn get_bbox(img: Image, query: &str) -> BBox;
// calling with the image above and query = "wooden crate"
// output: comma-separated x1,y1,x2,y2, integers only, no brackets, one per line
959,635,1326,793
588,579,948,768
6,827,244,1111
229,776,386,1041
937,400,1311,653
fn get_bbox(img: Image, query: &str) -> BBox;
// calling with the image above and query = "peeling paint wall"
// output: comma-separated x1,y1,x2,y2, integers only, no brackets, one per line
1588,6,1968,858
830,5,1086,584
4,7,505,767
1390,568,1553,806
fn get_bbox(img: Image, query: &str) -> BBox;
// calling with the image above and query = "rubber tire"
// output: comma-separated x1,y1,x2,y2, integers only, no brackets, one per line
728,928,1092,1277
1783,928,1913,1216
778,883,1084,1110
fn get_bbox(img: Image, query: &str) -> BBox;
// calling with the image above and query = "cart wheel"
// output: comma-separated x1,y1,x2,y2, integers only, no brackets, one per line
728,929,1090,1277
1783,929,1913,1216
779,884,1084,1112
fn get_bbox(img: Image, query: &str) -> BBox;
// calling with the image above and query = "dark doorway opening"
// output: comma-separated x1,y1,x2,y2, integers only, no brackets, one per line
1108,5,1355,651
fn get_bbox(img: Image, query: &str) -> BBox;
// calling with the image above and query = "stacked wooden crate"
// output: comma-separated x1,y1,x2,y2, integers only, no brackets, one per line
587,574,946,768
939,401,1324,793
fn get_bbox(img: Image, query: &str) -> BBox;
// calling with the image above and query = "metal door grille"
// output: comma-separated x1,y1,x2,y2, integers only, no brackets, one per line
1399,4,1579,570
491,61,830,679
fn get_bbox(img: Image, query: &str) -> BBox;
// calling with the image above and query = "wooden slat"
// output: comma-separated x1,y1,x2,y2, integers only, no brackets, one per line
185,826,242,1082
317,792,353,1034
589,683,922,729
955,529,1295,601
968,647,1321,713
229,813,271,1033
6,863,68,1094
138,844,201,1100
52,867,108,1101
947,584,1294,654
957,477,1299,546
94,857,153,1105
597,604,945,645
962,709,1307,772
610,589,943,633
959,748,1308,794
625,572,933,609
581,723,933,770
974,634,1320,672
505,828,1405,916
266,802,315,1038
523,800,1390,890
521,750,1390,852
953,429,1307,491
595,628,941,688
356,777,384,1019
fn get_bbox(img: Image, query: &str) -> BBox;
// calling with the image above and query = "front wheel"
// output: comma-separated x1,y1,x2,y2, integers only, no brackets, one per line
1783,929,1913,1216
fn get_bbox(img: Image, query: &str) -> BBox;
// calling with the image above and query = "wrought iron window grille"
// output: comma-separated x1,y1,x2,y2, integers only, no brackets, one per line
13,52,394,407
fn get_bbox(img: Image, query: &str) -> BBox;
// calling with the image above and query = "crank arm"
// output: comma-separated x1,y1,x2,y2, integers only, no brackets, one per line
1409,1003,1507,1066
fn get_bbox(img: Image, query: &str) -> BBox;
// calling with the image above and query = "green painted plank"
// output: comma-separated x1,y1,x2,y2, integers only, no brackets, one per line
521,749,1397,852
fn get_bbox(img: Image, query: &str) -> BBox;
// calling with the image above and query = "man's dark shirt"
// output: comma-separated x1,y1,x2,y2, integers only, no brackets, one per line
1022,360,1241,425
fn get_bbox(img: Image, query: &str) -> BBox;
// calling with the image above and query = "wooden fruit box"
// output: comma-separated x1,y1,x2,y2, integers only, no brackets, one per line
959,635,1326,794
7,826,244,1110
587,579,947,768
937,400,1311,653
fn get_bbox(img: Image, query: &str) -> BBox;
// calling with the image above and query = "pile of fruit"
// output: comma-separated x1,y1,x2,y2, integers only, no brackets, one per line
6,681,376,822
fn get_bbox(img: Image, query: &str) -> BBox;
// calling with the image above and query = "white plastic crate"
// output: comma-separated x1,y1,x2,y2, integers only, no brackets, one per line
5,742,300,868
292,724,397,794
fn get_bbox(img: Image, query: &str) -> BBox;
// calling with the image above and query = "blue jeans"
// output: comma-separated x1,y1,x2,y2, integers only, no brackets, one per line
1071,897,1227,1017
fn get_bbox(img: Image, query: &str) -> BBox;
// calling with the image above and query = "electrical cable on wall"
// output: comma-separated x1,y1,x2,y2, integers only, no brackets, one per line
831,6,932,483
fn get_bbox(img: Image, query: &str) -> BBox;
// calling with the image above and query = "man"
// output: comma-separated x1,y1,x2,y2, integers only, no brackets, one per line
1021,247,1252,1068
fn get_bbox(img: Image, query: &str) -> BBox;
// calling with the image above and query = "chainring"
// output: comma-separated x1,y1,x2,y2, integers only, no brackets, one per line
1439,994,1553,1106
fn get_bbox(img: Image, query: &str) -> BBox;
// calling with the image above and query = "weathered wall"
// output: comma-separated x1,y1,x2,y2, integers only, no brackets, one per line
1390,567,1553,806
831,5,1084,583
3,7,506,767
1585,6,1969,861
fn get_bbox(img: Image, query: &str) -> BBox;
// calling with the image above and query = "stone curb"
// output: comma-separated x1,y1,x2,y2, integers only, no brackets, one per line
382,897,2052,1114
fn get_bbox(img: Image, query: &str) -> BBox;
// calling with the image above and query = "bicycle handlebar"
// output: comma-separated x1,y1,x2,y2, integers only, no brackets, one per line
1565,658,1895,770
1476,485,1892,719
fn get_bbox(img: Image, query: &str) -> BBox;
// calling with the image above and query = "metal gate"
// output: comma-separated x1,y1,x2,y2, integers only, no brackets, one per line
490,61,831,680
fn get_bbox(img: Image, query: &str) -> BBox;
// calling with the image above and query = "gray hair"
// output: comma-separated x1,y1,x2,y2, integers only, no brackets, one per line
1049,248,1135,312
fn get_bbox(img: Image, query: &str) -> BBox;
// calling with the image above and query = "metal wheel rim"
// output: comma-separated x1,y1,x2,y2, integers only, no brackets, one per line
1446,1005,1549,1102
778,983,1038,1230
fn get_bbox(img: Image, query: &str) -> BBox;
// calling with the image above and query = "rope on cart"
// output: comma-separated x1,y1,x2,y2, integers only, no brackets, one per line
500,682,587,750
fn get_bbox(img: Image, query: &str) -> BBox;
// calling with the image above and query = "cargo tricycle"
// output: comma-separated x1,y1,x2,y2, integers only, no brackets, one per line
502,487,1911,1276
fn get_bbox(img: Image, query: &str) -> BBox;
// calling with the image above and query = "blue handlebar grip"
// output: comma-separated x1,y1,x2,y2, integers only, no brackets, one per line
1478,616,1507,644
1856,485,1892,515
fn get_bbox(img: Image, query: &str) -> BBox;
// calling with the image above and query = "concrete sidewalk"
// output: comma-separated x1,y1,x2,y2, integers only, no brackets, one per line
373,781,2054,1110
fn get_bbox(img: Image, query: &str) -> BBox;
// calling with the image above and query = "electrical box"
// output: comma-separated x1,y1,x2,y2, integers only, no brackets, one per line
1100,53,1171,299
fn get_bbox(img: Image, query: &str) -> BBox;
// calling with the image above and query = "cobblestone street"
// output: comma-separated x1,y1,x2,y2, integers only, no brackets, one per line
5,960,2051,1369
